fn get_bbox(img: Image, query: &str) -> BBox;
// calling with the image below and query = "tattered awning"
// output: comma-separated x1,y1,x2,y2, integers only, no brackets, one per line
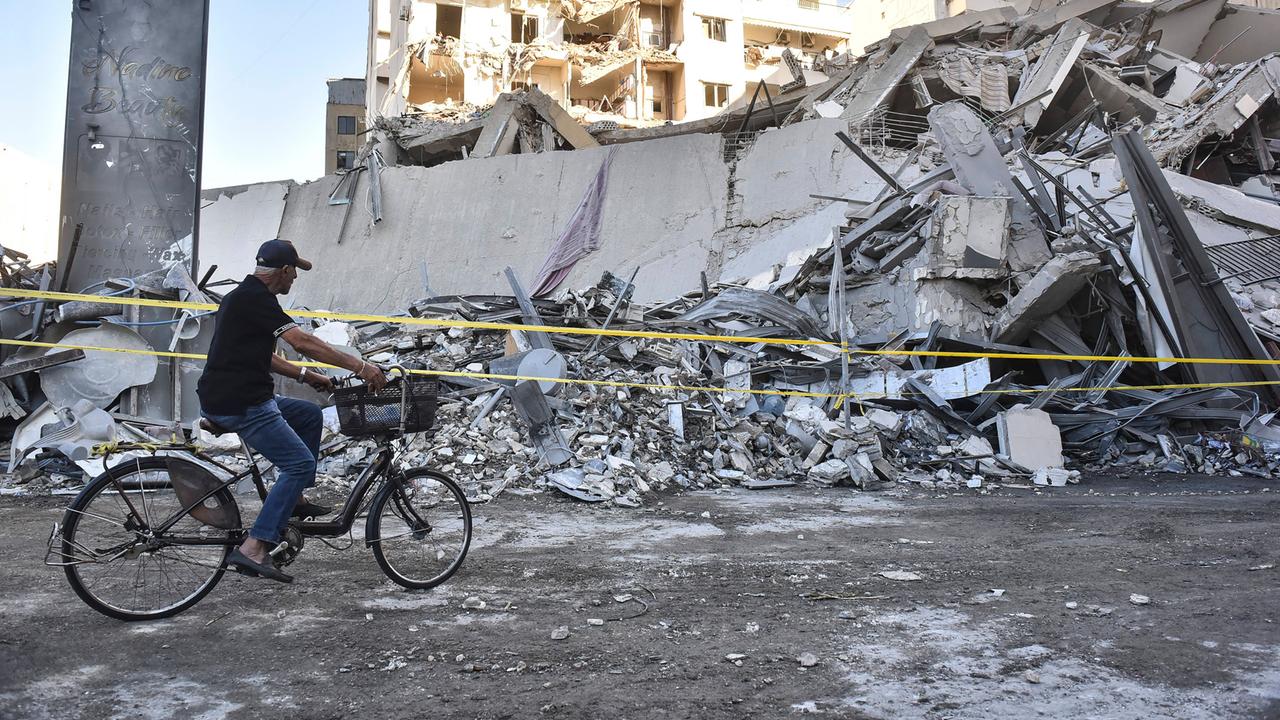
741,15,848,38
937,53,1012,112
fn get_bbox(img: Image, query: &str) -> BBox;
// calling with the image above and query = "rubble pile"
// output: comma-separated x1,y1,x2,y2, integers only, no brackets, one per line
323,0,1280,504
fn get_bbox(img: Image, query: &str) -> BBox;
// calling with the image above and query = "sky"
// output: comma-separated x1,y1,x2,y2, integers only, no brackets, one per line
0,0,368,191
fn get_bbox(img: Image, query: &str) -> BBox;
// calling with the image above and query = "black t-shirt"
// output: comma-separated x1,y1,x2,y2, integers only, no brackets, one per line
196,275,298,415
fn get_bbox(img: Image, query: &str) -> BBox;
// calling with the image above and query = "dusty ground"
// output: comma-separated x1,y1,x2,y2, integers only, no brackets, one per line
1,474,1277,719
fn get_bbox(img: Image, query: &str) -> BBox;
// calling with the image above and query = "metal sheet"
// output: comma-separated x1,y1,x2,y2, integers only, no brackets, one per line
1112,130,1280,404
676,287,826,340
841,357,993,401
56,0,210,293
38,322,158,409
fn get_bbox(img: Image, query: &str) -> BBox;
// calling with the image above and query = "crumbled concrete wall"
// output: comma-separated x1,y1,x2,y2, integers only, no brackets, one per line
196,119,934,315
927,196,1011,270
1195,4,1280,64
202,119,944,316
1148,0,1225,59
276,134,728,313
719,121,921,286
734,119,894,228
198,181,292,285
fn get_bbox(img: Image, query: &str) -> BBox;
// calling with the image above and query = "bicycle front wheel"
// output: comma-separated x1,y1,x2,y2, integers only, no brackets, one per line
367,468,471,590
60,457,239,621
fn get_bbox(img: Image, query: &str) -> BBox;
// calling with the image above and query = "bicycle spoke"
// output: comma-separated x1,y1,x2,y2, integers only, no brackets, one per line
64,507,128,528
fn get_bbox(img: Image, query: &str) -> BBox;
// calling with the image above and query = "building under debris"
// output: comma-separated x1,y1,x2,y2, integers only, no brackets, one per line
7,0,1280,503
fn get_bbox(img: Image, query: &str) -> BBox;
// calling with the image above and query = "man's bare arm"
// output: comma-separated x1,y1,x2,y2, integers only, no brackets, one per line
279,327,387,390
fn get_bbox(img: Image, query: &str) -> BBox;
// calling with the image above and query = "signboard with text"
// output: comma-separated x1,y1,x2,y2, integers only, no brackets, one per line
57,0,209,293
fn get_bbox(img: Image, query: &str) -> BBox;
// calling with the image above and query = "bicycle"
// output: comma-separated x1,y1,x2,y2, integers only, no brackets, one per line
43,367,472,621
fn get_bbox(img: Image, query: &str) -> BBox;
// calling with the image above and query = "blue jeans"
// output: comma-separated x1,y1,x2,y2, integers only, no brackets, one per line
203,397,323,544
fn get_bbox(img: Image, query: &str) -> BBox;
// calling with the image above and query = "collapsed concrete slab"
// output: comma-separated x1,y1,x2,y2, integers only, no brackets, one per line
841,27,933,122
927,102,1051,273
1014,18,1093,129
1152,57,1280,165
199,181,292,285
277,133,727,313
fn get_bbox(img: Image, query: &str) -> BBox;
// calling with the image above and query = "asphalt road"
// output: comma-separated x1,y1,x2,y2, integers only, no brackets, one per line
1,474,1277,719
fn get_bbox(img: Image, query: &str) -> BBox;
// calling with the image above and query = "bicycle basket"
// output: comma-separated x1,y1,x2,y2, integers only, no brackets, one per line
333,378,438,437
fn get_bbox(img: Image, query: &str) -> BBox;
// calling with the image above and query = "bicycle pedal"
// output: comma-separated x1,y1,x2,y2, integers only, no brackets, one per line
268,541,291,558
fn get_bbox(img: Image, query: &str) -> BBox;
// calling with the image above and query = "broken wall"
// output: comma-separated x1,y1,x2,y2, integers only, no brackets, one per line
198,181,292,285
719,119,920,286
1194,4,1280,64
202,118,921,319
1146,0,1226,59
275,133,728,312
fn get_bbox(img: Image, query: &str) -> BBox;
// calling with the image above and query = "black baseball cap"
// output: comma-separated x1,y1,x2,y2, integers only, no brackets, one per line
255,239,312,271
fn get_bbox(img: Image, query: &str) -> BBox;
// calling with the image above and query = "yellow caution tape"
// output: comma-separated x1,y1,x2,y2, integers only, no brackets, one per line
0,337,205,360
850,348,1280,367
0,287,837,348
3,286,1279,366
6,335,1279,402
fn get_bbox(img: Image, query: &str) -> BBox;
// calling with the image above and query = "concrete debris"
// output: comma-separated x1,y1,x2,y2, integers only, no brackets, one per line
998,406,1065,471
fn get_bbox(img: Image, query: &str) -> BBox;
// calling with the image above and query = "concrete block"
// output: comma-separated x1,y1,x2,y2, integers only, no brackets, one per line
927,101,1051,273
1033,467,1071,486
846,452,876,488
809,459,851,486
865,408,904,436
927,196,1011,270
996,406,1064,471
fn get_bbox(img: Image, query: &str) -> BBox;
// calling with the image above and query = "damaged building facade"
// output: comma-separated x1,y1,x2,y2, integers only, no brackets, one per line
8,0,1280,504
365,0,858,127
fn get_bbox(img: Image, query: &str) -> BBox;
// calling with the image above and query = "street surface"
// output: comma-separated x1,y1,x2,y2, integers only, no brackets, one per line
1,475,1277,719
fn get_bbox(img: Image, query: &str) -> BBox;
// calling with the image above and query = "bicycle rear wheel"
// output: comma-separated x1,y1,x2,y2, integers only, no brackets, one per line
60,457,239,621
367,468,471,590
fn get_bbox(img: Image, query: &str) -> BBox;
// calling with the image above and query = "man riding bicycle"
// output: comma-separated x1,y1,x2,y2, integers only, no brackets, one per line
197,239,387,583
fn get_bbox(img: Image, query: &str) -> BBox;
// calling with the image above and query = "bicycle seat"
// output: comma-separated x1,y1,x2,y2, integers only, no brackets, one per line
199,418,231,437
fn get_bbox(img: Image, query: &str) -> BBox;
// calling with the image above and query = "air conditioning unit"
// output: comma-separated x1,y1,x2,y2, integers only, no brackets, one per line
510,0,529,11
